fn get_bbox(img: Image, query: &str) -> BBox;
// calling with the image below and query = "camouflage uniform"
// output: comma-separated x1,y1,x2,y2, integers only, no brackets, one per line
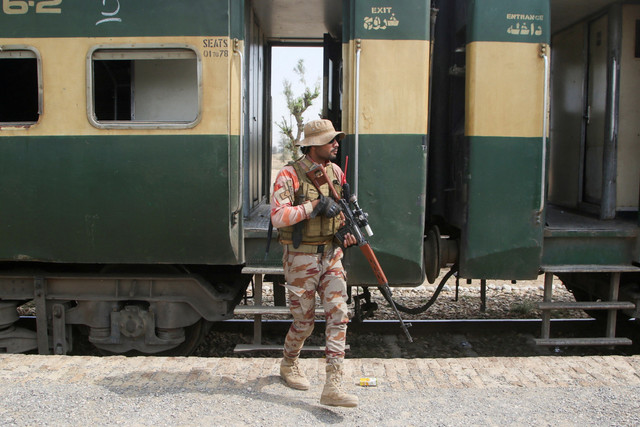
271,156,349,362
281,245,349,360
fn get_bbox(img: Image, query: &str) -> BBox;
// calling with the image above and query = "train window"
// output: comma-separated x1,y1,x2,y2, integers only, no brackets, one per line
88,46,201,129
0,48,41,125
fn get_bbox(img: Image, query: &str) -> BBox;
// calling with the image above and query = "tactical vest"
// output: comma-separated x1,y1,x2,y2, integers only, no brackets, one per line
278,156,343,245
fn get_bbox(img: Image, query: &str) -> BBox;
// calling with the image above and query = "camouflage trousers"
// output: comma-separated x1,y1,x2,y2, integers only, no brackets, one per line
281,244,349,361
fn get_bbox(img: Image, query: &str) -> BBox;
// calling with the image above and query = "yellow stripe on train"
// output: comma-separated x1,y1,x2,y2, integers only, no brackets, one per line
0,36,241,137
342,39,430,136
466,41,548,138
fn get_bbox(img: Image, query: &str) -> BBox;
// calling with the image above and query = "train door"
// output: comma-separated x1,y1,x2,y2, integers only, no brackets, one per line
545,1,640,268
550,2,639,219
243,8,266,217
617,4,640,215
583,14,608,208
460,0,549,279
323,33,342,132
244,0,429,284
242,0,343,269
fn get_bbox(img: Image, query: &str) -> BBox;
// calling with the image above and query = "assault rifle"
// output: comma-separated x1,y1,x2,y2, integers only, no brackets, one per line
306,162,413,343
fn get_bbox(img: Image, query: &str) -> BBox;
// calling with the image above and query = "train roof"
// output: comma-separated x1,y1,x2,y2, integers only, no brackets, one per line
253,0,342,41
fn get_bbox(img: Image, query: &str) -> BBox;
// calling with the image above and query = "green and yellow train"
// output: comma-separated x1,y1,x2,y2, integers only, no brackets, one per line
0,0,638,354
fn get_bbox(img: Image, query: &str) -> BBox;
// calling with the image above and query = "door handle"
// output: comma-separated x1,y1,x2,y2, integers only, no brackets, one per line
584,105,591,125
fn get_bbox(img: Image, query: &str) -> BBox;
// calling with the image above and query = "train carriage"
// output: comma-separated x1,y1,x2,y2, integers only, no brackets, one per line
0,0,249,354
0,0,638,355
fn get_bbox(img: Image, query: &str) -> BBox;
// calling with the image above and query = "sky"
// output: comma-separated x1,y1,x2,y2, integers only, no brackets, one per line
270,46,323,150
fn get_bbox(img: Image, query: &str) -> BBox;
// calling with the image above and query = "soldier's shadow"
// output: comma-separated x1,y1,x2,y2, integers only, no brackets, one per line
97,371,345,423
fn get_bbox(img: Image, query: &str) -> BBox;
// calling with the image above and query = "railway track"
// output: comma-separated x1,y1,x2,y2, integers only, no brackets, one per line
197,317,640,359
14,316,640,358
213,317,598,335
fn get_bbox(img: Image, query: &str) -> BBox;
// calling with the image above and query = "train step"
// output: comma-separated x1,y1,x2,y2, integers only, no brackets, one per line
537,301,636,311
241,266,284,275
234,306,325,316
234,270,349,353
234,344,349,353
534,337,633,346
536,270,635,347
540,264,640,273
234,344,324,353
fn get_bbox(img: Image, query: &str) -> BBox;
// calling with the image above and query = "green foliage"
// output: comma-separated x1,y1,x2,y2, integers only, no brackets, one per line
276,59,320,161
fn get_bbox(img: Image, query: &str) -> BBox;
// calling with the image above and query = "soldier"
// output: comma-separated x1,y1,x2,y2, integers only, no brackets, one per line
270,119,358,408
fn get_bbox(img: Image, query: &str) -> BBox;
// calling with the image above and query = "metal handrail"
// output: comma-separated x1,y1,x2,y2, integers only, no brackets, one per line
354,39,362,197
233,38,244,218
539,44,550,215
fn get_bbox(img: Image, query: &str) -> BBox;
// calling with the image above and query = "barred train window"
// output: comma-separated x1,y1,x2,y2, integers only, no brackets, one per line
89,47,201,128
0,49,41,125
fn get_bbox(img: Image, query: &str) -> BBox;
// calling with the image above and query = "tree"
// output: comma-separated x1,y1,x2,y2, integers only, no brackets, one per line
276,59,320,161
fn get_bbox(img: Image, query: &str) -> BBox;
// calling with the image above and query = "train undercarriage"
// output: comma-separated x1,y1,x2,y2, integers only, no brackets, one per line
0,264,249,355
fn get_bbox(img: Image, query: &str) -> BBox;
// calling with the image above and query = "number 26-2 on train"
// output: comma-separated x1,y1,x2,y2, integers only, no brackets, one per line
0,0,638,355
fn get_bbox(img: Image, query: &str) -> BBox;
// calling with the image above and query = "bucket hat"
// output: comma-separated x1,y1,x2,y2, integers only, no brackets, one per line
297,119,345,147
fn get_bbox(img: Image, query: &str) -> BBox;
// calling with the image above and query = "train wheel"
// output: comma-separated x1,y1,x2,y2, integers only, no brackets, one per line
94,318,212,357
153,318,213,356
92,264,214,356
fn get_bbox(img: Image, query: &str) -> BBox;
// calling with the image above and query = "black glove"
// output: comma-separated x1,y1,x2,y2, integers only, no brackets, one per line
311,194,341,218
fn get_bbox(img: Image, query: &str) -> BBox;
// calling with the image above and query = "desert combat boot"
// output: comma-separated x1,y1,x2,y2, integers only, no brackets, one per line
320,360,358,407
280,357,310,390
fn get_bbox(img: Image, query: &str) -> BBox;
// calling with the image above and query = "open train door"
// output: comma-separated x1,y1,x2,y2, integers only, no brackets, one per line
461,0,550,279
583,14,608,211
340,0,430,285
549,2,640,220
323,33,342,132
